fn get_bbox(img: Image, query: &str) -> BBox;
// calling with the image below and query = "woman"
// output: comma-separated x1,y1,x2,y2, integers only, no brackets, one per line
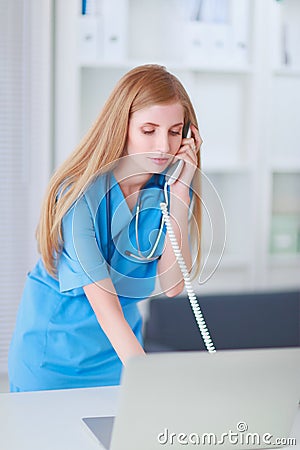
8,64,202,392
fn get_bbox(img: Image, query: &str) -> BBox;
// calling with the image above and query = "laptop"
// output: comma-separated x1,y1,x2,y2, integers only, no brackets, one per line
82,347,300,450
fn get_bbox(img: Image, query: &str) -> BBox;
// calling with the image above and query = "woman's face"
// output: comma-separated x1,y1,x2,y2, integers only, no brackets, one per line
125,102,185,174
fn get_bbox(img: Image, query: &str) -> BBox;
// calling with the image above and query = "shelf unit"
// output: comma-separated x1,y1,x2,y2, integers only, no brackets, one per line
264,0,300,290
54,0,300,294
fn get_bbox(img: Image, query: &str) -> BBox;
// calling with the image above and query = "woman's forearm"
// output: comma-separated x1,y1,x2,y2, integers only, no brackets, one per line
158,186,192,297
84,280,145,365
100,312,145,365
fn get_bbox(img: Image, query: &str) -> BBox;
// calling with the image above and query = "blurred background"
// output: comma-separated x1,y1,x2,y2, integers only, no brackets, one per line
1,0,300,388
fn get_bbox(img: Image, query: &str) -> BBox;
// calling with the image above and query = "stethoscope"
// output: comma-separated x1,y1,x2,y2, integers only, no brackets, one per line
106,172,167,263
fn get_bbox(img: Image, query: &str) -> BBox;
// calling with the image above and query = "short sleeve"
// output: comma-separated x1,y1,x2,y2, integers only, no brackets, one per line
57,194,110,293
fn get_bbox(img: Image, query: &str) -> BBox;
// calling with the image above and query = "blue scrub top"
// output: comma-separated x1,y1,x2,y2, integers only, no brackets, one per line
8,172,167,392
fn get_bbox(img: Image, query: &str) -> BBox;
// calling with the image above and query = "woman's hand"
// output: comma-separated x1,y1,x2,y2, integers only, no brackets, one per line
171,124,203,195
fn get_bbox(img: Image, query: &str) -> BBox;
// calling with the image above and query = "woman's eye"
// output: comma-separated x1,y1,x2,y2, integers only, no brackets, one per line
141,129,181,136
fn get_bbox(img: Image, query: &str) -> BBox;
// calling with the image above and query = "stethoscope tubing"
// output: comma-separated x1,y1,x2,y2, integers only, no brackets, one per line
106,172,167,263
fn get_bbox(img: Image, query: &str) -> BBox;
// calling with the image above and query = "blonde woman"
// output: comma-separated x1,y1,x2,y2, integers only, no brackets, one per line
8,65,202,392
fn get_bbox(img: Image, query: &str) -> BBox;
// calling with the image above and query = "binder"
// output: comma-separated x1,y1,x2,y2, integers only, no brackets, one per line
79,0,128,63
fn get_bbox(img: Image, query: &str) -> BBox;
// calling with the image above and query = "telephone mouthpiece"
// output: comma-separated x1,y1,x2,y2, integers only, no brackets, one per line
166,160,184,186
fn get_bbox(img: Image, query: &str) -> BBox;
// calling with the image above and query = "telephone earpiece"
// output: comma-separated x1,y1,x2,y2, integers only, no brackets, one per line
182,121,191,139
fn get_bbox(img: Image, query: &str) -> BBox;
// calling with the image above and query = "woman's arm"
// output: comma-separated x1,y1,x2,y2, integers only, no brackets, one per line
157,124,202,297
157,184,191,297
83,278,145,365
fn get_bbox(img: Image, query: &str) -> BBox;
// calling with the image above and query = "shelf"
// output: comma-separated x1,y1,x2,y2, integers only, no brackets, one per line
272,67,300,78
271,161,300,172
205,254,251,272
78,60,134,69
268,253,300,267
202,163,251,174
78,59,253,75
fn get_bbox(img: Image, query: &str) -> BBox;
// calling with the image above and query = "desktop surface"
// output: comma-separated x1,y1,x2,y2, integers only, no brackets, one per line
0,386,118,450
1,385,300,450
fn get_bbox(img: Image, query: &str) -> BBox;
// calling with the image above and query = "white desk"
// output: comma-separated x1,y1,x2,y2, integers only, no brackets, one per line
1,387,300,450
0,386,118,450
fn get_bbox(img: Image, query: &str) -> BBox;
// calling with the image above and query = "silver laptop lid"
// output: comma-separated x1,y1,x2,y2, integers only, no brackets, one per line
111,348,300,450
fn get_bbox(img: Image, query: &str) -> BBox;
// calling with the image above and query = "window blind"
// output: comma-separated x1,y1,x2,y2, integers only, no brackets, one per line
0,0,52,374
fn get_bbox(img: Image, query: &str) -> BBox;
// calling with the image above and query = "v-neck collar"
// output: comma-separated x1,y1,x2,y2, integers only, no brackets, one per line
109,172,164,240
110,172,135,240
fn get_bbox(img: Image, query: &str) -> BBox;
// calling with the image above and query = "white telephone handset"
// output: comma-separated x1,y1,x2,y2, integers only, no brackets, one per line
165,159,185,186
166,122,191,186
161,122,216,353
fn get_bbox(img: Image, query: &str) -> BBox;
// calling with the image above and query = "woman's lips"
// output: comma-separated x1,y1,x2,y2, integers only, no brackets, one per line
148,157,170,166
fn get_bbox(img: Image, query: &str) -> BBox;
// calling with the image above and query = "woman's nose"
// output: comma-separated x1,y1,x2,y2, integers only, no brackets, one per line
156,132,170,154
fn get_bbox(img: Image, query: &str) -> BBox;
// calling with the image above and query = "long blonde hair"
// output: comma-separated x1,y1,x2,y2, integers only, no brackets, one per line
36,64,202,277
